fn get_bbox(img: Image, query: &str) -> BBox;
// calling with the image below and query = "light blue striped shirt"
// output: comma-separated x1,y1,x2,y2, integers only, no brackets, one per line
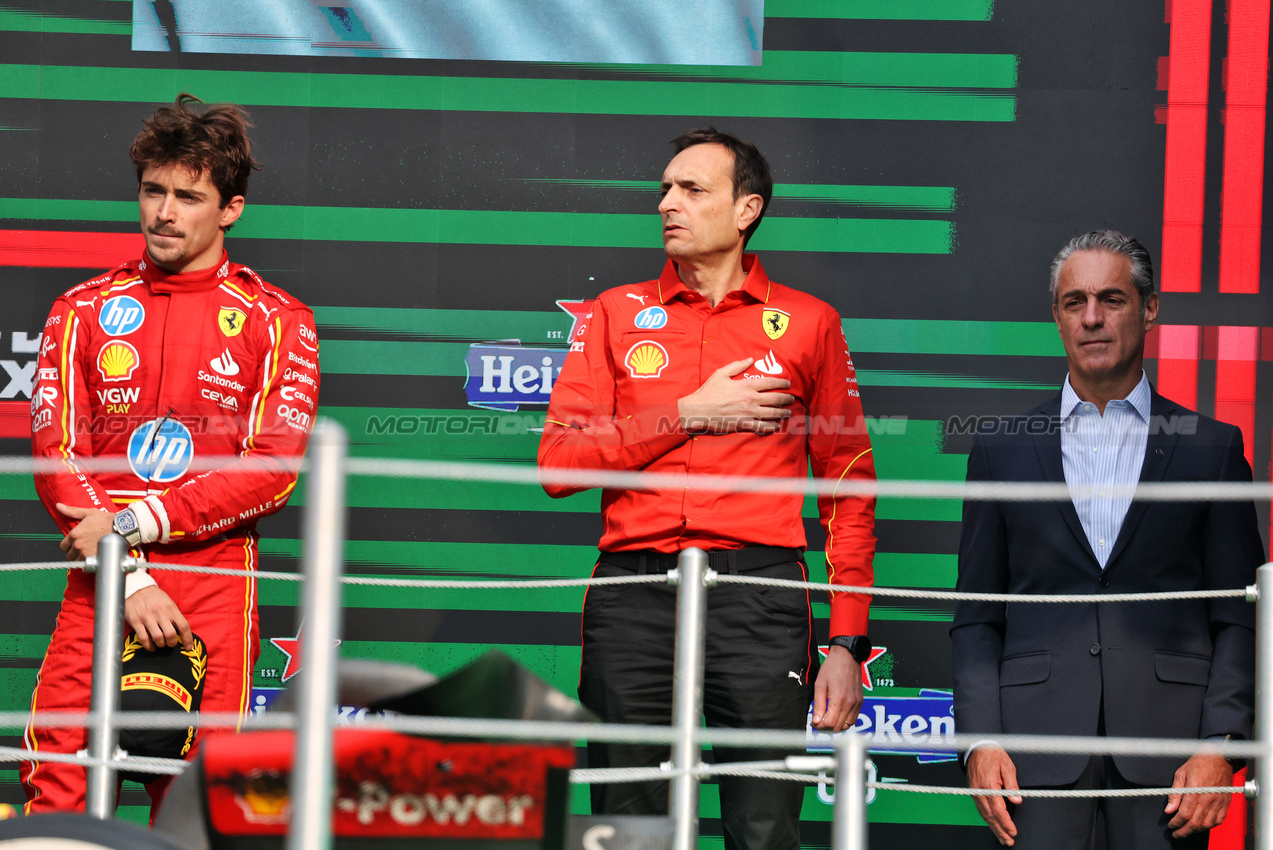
1060,372,1151,569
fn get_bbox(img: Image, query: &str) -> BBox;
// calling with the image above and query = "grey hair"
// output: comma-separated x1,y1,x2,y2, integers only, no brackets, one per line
1049,230,1156,311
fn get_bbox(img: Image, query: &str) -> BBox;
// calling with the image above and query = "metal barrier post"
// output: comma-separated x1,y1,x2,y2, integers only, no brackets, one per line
1255,563,1273,850
85,532,127,820
287,421,348,850
669,547,709,850
832,732,868,850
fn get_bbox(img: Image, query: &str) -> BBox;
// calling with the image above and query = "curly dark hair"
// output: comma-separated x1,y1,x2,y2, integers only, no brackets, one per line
670,127,772,245
129,93,261,208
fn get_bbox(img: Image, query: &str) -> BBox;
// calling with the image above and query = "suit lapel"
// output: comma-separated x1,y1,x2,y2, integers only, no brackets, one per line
1106,392,1179,568
1030,395,1098,565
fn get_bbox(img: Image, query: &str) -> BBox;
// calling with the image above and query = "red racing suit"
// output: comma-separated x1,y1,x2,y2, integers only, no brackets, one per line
22,251,320,813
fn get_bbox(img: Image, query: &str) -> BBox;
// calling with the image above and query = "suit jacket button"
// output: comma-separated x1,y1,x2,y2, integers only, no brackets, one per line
1098,576,1110,588
1089,644,1101,656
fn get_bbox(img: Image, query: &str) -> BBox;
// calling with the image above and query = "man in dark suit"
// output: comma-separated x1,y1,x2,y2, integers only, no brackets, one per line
951,230,1265,848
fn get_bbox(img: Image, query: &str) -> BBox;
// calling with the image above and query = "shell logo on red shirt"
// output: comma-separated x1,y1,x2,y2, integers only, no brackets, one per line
625,341,668,378
97,340,139,382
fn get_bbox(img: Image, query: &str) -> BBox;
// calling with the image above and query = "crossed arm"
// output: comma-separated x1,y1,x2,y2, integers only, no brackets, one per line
56,503,192,651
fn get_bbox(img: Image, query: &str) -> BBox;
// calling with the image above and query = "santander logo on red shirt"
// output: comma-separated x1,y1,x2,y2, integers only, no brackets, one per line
754,350,784,375
211,348,240,377
739,350,785,381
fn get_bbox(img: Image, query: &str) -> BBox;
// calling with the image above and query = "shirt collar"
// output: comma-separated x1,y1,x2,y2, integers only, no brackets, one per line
1061,371,1151,421
656,253,771,305
137,250,231,294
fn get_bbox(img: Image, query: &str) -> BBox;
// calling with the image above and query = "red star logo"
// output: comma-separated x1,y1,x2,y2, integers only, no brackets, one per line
818,644,889,691
556,299,595,340
269,624,342,683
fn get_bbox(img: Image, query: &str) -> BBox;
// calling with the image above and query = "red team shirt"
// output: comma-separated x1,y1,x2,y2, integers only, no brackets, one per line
539,255,877,634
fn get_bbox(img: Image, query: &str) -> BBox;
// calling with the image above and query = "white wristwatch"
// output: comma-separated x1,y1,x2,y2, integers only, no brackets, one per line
112,508,143,547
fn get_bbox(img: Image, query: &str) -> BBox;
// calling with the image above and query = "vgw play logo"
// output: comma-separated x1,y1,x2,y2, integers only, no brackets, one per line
462,300,591,412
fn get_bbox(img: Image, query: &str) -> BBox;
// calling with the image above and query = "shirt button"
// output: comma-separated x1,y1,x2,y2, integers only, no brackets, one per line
1098,538,1105,546
1098,491,1106,498
1089,644,1101,656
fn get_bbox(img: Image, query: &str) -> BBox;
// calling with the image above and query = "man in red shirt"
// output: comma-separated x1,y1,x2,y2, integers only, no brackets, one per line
538,128,876,849
23,95,319,815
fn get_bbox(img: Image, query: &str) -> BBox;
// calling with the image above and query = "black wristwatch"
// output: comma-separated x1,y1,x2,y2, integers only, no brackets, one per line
829,634,873,664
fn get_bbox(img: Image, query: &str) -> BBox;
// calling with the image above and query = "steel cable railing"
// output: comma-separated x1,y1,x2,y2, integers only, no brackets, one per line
4,428,1270,849
9,550,1265,847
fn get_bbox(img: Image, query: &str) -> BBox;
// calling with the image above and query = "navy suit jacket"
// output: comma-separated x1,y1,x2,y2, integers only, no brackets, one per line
950,391,1263,786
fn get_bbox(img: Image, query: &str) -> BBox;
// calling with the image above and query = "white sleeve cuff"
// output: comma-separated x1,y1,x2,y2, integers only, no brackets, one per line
140,495,170,544
130,500,159,545
124,565,157,599
963,738,1001,765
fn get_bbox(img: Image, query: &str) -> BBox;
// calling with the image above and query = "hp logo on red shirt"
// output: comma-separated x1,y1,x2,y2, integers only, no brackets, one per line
127,419,194,483
634,306,667,330
99,296,146,336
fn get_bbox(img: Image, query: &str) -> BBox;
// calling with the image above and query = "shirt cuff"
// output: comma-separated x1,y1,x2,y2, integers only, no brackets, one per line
124,565,157,599
130,497,168,545
963,738,1001,766
828,592,871,637
1205,735,1245,770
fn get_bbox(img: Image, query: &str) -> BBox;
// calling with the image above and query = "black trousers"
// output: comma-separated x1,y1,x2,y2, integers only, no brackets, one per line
1006,754,1211,850
578,548,816,850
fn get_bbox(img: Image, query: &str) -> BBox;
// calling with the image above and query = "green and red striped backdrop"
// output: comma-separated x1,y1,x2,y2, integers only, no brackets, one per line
1,1,1269,845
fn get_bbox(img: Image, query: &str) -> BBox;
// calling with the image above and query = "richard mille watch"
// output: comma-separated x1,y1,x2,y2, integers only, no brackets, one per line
112,508,143,547
829,634,873,664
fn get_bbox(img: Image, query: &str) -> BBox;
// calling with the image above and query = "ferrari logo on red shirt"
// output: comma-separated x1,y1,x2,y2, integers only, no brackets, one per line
218,308,247,337
763,309,790,340
625,341,669,378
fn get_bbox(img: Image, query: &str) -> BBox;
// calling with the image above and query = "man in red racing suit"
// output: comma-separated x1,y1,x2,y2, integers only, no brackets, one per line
22,95,319,815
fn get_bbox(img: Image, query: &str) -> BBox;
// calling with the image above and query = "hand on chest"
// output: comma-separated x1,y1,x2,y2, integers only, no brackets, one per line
611,299,807,405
